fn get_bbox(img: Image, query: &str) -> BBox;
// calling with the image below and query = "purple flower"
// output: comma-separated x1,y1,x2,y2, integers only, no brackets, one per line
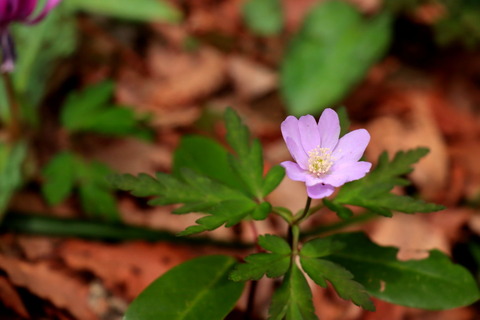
0,0,62,72
280,108,372,199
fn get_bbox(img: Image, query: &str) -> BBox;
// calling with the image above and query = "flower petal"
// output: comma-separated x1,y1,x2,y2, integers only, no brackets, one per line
323,161,372,187
318,108,340,150
26,0,62,24
305,174,324,187
17,0,38,20
0,1,8,21
281,115,301,144
280,161,307,182
333,129,370,162
285,137,308,169
298,115,320,153
307,184,335,199
7,0,21,20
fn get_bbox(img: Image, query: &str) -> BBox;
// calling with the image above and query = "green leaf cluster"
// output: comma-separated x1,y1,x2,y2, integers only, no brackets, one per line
324,232,480,310
42,152,120,222
327,148,445,218
269,263,317,320
61,81,153,140
281,0,391,115
230,234,291,281
243,0,283,36
300,238,374,311
111,108,285,235
124,255,244,320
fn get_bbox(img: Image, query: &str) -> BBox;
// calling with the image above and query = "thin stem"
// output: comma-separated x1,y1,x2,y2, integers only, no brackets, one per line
293,196,312,224
290,225,300,255
2,72,21,142
289,196,311,256
2,212,253,248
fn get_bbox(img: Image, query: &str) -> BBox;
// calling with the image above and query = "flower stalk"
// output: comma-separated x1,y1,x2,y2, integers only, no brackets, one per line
2,72,20,141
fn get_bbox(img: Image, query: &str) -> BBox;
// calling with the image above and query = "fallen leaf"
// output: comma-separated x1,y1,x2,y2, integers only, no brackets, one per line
0,255,98,320
366,90,449,200
58,239,196,300
228,55,277,100
0,276,29,318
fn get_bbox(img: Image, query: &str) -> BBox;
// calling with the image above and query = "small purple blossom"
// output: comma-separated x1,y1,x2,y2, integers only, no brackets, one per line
0,0,62,72
280,108,372,199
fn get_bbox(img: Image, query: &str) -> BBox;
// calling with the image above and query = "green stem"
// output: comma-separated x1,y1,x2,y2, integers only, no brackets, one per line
290,225,300,255
289,196,311,255
2,73,21,142
1,212,253,248
272,206,293,223
293,196,312,224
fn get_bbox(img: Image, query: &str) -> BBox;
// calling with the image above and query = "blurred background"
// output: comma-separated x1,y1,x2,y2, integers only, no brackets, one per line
1,0,480,319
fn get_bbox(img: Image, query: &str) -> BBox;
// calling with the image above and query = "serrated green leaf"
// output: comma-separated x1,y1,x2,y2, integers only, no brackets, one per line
61,81,150,137
111,168,256,235
41,152,77,205
0,142,27,221
42,152,119,221
230,253,290,281
108,172,160,197
229,234,291,281
251,201,272,220
300,237,344,258
79,182,119,222
243,0,283,36
259,234,291,254
178,200,256,236
325,232,480,310
173,135,248,193
77,161,120,222
66,0,181,23
301,257,375,311
280,0,391,115
269,263,317,320
332,148,444,216
225,108,264,199
323,198,353,219
61,81,114,131
262,165,285,197
124,255,244,320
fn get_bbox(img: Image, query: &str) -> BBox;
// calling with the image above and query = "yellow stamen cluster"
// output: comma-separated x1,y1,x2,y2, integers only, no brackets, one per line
308,146,334,176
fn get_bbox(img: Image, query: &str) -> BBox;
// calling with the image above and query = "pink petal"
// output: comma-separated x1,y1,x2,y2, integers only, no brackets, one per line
333,129,370,162
305,174,325,187
26,0,62,24
307,184,335,199
0,1,8,22
17,0,38,20
285,137,308,169
280,161,307,182
298,115,320,153
281,115,301,146
318,108,340,150
323,161,372,187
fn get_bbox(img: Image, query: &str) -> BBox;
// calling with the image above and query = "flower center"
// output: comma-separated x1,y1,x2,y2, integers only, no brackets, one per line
308,146,334,176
